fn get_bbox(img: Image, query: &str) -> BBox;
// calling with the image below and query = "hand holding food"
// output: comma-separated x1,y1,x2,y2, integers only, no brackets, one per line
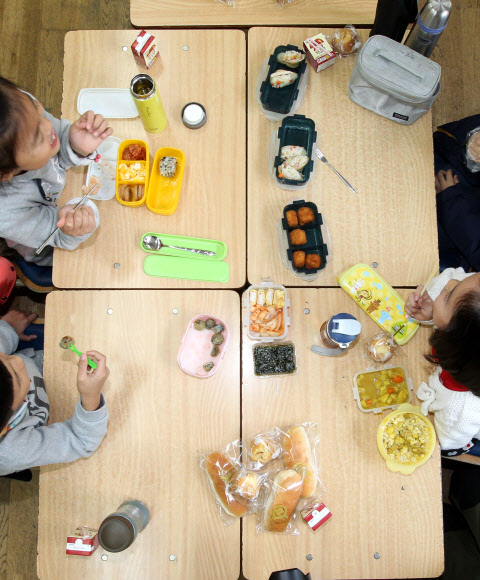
404,285,434,320
70,111,113,157
283,425,317,498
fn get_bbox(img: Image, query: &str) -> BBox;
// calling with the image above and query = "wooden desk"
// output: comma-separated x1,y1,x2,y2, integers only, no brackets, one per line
247,28,438,287
242,288,444,579
55,30,246,289
130,0,377,28
38,290,241,580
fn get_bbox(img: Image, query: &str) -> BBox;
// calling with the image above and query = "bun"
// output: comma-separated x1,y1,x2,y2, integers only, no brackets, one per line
264,470,303,533
367,335,395,363
333,27,360,55
283,425,317,498
250,436,278,465
230,469,261,500
205,452,247,518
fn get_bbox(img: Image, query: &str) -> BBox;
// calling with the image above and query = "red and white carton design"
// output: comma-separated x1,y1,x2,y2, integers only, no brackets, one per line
131,30,159,69
303,34,337,73
66,526,99,556
301,502,332,531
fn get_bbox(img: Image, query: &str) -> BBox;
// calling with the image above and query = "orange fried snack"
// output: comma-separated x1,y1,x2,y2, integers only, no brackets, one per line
289,229,307,246
286,210,298,228
297,207,315,226
293,251,305,268
306,254,321,269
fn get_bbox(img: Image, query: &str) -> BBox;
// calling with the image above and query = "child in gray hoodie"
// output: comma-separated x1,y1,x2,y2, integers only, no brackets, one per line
0,309,109,475
0,77,113,265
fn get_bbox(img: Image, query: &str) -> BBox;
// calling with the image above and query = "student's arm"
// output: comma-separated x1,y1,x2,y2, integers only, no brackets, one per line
437,182,480,271
0,396,108,475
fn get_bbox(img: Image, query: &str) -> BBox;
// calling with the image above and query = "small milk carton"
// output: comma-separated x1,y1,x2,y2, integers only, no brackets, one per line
66,526,99,556
303,34,337,72
131,30,159,69
301,502,332,531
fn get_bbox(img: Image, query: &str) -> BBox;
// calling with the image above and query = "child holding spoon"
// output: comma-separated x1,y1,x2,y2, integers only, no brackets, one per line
0,76,113,265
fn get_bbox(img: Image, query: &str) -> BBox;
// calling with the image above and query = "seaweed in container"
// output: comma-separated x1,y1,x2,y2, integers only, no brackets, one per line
253,343,296,376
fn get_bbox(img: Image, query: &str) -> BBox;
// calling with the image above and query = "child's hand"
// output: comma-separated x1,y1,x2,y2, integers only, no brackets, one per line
405,285,434,321
69,111,113,157
1,310,38,340
57,205,96,237
435,169,459,194
77,350,110,412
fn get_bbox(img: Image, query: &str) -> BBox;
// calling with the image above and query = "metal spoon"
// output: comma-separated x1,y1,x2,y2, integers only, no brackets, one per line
315,148,358,195
142,235,216,257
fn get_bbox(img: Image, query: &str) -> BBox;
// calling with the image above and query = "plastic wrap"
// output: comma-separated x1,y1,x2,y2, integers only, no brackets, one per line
332,25,362,57
246,428,283,471
215,0,236,5
275,0,298,6
199,440,268,525
465,127,480,173
364,332,398,365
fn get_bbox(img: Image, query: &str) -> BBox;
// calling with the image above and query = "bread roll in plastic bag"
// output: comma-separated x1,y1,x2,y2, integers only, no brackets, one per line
332,25,362,57
466,127,480,173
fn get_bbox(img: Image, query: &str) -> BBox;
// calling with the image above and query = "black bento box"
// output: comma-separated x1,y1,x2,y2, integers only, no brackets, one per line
282,200,328,274
275,115,316,186
260,45,307,115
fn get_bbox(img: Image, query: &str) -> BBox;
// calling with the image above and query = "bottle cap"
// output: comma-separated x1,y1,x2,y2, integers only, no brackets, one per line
182,102,207,129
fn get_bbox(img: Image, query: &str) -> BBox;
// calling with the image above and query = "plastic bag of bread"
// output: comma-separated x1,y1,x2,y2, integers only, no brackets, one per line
246,428,282,471
279,423,325,499
465,127,480,173
200,441,268,525
257,468,304,535
364,332,398,365
332,25,362,57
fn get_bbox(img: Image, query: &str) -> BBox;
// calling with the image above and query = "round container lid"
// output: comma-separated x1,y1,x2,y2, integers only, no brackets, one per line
327,313,361,344
98,516,135,552
182,103,206,128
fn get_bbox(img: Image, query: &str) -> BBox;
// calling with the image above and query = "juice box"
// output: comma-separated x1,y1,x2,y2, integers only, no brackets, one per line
131,30,159,69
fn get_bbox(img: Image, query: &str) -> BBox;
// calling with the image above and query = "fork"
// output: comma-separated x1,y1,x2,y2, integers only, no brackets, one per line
315,148,358,195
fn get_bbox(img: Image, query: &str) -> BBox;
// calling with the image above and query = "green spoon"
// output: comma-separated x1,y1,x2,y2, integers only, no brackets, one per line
59,336,97,370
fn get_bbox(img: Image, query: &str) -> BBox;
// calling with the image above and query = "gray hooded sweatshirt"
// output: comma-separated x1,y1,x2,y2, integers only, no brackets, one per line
0,106,100,266
0,321,108,475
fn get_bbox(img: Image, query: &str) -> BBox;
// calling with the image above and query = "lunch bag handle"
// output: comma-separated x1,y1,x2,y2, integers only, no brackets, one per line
375,50,424,80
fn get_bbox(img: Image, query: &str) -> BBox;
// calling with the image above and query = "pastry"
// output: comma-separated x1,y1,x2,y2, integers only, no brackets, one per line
264,470,303,533
286,210,298,228
293,251,305,268
283,425,317,498
249,436,278,465
289,229,307,246
230,470,261,500
297,206,315,225
305,254,321,269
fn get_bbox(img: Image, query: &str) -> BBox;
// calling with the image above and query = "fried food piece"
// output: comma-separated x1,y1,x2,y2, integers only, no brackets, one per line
293,251,305,268
286,210,298,228
305,254,321,269
289,229,307,246
297,206,315,226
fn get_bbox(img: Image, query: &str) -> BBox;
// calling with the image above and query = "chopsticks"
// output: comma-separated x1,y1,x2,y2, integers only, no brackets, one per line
35,183,99,256
420,264,439,296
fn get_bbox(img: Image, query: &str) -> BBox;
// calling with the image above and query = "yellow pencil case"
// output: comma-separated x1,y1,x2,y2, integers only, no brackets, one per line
337,264,419,345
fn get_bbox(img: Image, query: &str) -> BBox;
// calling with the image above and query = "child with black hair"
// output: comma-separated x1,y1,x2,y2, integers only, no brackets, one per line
0,76,112,265
405,267,480,457
0,309,109,475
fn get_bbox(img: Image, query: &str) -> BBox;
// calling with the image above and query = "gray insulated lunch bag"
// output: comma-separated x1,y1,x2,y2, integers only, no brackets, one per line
348,35,441,125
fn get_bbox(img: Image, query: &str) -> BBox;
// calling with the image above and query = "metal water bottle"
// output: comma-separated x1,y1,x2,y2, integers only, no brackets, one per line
404,0,452,57
130,74,167,134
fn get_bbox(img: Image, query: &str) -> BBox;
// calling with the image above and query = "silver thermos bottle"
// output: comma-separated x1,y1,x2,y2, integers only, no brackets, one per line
404,0,452,57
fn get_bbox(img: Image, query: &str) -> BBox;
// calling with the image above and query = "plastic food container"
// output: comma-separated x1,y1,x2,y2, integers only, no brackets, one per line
252,342,297,377
352,365,413,414
244,283,290,342
270,115,316,190
177,314,229,378
256,44,309,121
116,139,149,207
377,404,436,474
77,88,138,119
85,136,120,201
146,147,185,215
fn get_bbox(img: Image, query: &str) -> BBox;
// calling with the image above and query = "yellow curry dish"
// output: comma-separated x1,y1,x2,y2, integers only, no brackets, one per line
377,404,436,474
353,366,411,413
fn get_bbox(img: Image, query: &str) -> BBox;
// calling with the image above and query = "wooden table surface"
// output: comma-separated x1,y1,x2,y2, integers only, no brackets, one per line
55,30,246,289
242,288,444,579
247,28,438,287
38,290,241,580
130,0,377,28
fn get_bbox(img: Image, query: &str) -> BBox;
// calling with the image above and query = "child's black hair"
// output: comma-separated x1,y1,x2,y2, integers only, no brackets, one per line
0,359,15,431
0,77,26,175
425,289,480,396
